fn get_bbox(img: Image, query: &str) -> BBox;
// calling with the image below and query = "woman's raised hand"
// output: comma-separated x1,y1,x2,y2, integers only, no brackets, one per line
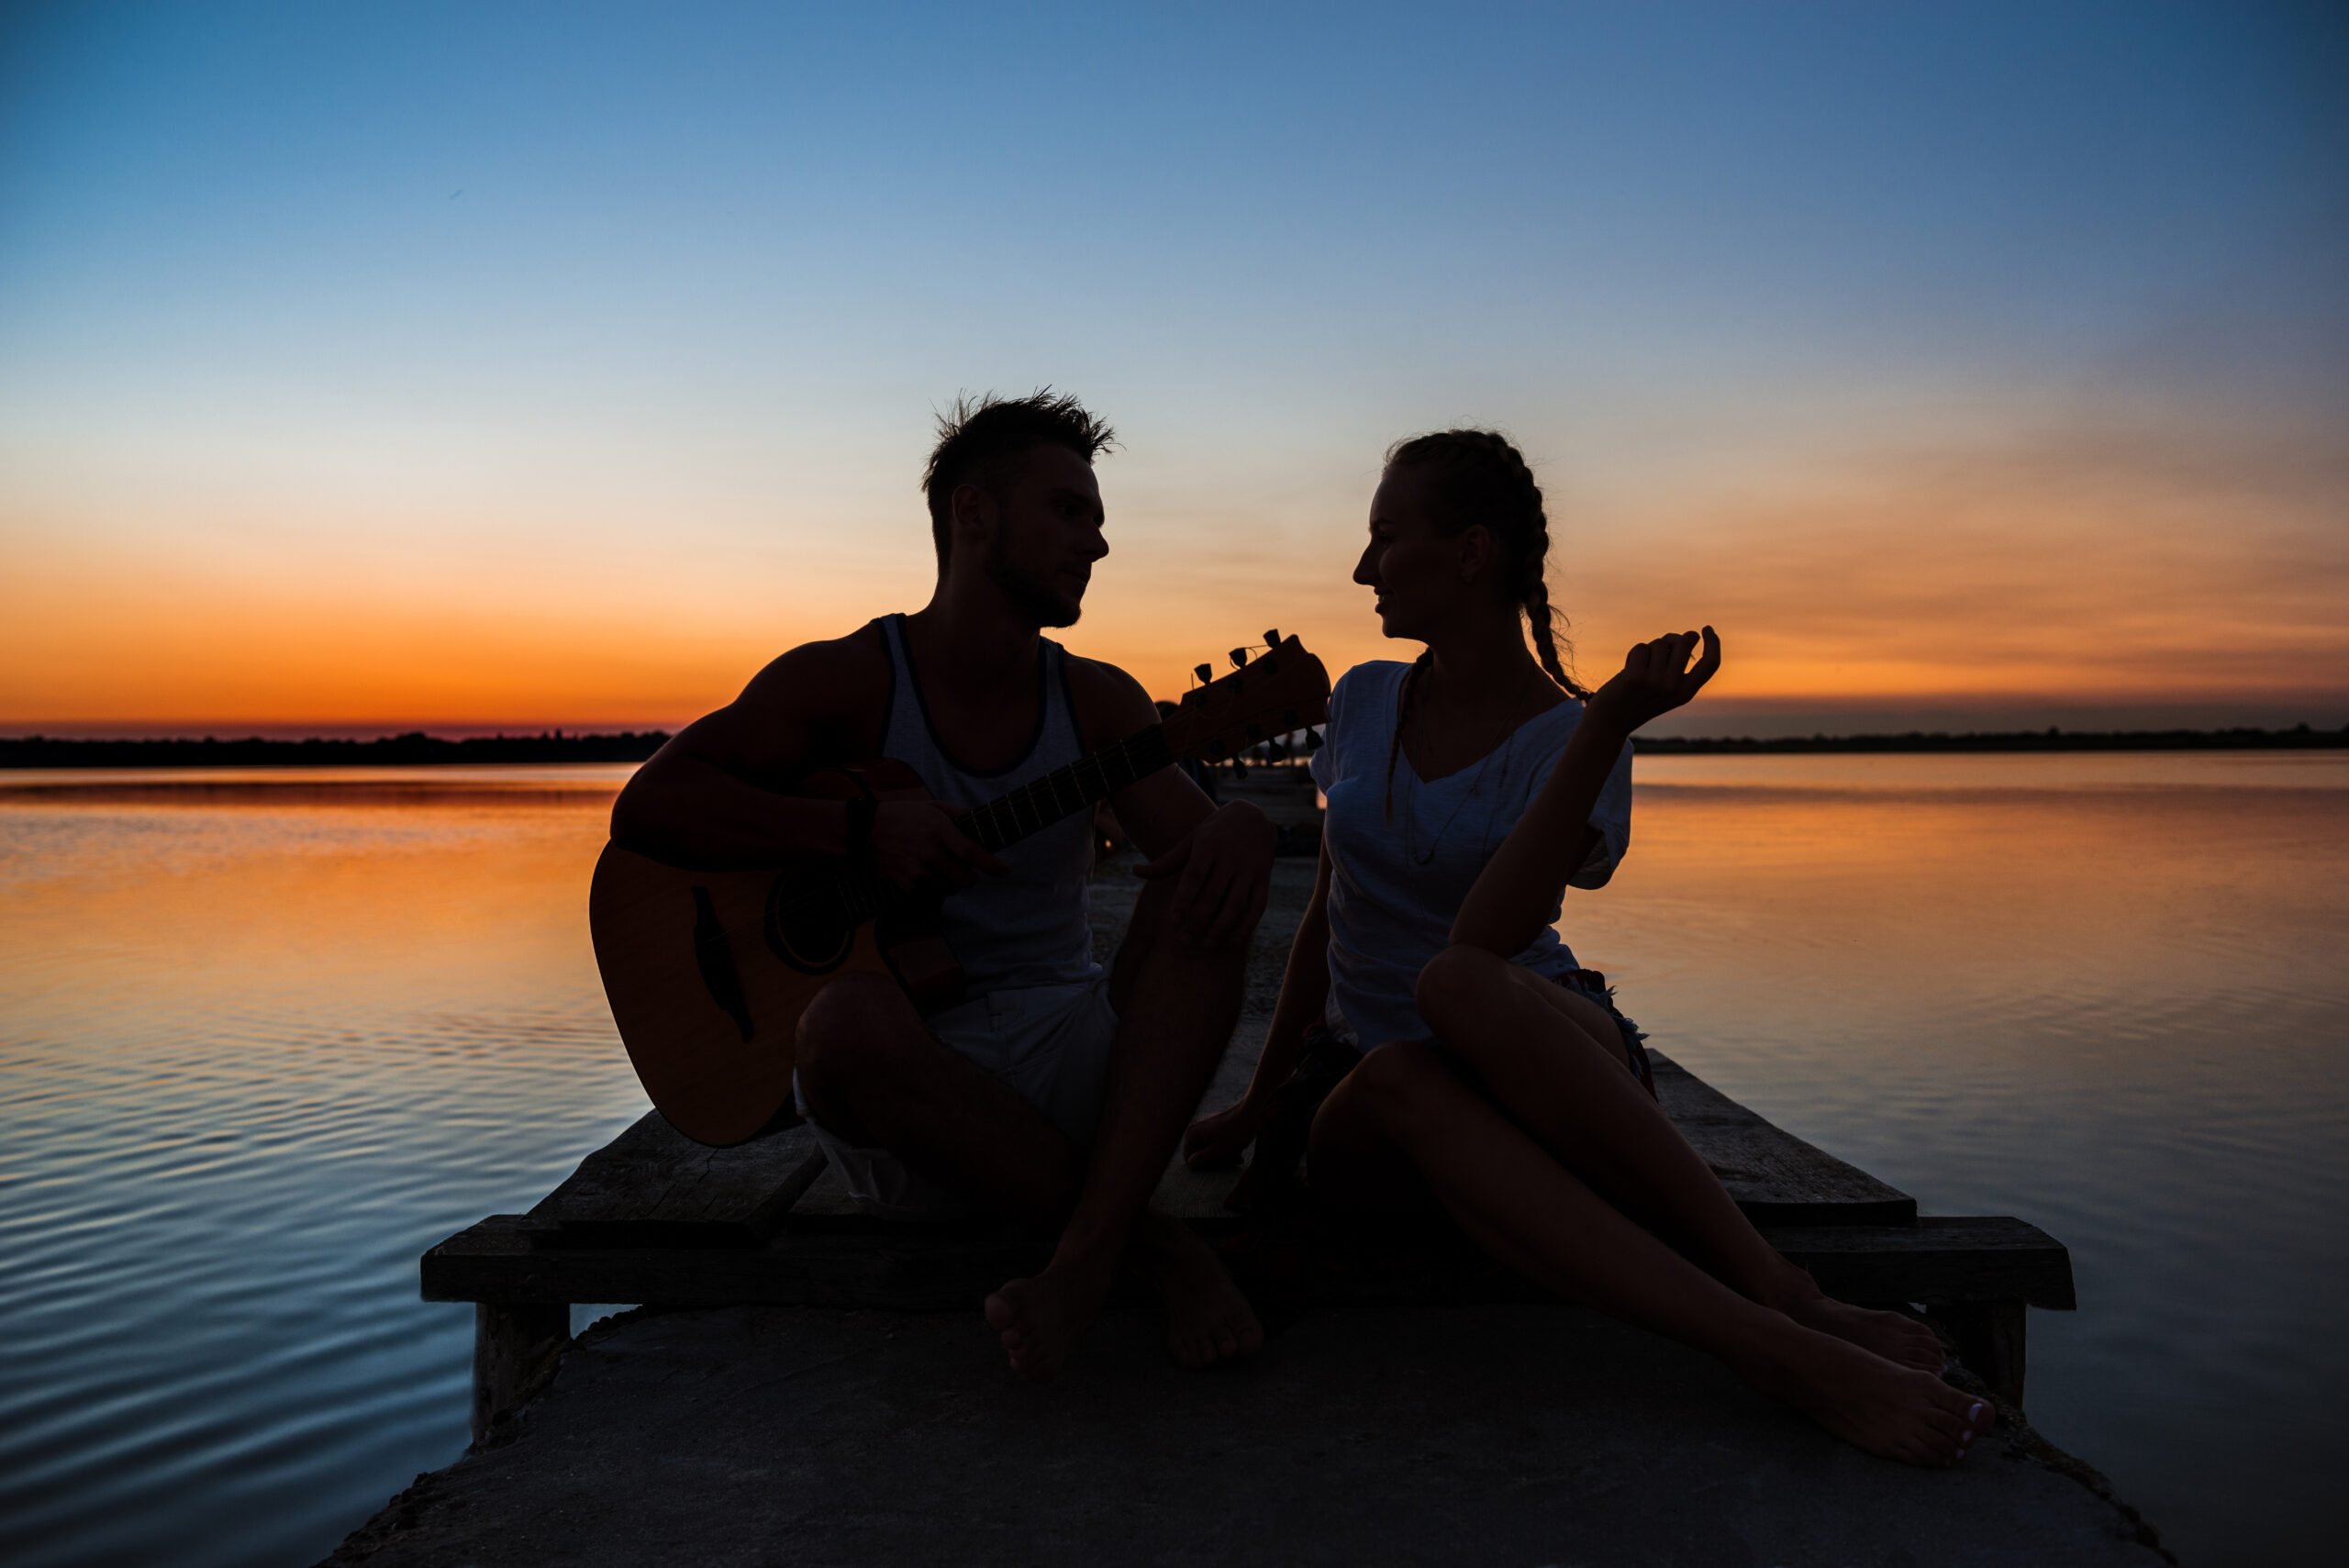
1586,626,1721,735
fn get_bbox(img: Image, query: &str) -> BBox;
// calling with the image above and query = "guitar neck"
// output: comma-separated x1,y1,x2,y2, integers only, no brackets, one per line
961,726,1174,854
829,727,1174,925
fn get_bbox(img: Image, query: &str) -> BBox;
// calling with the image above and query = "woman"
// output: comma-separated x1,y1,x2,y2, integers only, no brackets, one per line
1186,430,1990,1465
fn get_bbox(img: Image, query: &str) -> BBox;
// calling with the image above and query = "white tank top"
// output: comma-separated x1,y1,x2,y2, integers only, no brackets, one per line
876,614,1101,999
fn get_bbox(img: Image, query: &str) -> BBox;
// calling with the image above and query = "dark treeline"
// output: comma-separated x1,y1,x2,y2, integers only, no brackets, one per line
0,731,672,768
1633,724,2348,754
6,725,2345,769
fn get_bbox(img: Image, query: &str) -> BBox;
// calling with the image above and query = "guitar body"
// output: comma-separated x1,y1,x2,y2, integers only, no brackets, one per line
588,759,956,1147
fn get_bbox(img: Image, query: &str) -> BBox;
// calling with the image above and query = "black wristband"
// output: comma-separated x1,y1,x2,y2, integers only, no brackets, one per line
844,796,877,873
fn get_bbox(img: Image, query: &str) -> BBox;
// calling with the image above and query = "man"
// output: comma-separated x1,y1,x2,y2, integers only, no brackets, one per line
611,392,1272,1380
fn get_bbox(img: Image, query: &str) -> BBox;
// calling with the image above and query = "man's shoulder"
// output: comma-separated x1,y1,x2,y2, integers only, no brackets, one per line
1058,649,1157,743
737,620,893,715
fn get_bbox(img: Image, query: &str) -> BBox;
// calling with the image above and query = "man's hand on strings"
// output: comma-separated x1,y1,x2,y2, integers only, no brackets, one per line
1586,626,1723,737
871,799,1008,892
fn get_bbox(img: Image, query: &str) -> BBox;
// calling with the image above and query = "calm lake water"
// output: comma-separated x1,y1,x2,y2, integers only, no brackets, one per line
2,754,2343,1566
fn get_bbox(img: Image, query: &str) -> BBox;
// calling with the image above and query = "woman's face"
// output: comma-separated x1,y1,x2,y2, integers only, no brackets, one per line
1354,465,1491,642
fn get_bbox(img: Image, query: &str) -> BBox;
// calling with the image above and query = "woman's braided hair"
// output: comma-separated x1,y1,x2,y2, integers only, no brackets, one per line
1381,428,1586,819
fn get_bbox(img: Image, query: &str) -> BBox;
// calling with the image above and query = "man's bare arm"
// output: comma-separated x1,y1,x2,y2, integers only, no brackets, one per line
1184,839,1334,1166
609,636,883,864
610,630,1008,887
1064,656,1275,948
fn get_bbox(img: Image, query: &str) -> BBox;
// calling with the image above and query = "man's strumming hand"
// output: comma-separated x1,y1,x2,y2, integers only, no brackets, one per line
870,799,1009,892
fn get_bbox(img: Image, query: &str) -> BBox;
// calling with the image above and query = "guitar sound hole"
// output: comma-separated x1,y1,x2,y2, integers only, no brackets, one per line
763,871,856,974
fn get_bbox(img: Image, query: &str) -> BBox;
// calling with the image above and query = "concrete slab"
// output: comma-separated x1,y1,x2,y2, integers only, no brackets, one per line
324,1303,2168,1567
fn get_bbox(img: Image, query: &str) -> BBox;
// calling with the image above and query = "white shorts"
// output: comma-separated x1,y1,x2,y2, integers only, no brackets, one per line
795,975,1119,1221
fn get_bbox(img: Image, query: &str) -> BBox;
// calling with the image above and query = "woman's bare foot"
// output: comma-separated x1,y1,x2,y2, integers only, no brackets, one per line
1734,1317,1993,1467
1136,1212,1264,1368
985,1258,1116,1383
1780,1294,1948,1373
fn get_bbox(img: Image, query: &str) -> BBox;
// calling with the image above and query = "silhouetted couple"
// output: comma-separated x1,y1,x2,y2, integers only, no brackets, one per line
613,393,1991,1466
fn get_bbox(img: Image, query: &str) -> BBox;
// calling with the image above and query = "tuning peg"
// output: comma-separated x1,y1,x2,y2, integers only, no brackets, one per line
1194,662,1212,684
1263,628,1280,648
1229,648,1249,668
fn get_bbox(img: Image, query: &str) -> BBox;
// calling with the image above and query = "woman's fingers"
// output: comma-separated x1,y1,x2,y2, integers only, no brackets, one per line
1687,625,1722,692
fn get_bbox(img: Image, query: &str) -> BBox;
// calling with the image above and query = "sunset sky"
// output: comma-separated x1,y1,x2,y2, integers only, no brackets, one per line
3,1,2343,738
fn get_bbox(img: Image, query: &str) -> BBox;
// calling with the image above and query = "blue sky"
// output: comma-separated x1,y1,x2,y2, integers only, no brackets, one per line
3,1,2343,732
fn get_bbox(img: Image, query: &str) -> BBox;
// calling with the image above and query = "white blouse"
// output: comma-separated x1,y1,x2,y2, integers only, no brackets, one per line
1308,661,1632,1049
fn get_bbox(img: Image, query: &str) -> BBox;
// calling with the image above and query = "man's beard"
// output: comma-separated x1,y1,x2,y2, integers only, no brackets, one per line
985,536,1084,628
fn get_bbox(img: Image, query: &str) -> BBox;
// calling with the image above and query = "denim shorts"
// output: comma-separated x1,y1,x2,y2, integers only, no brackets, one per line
1553,966,1655,1098
1325,965,1655,1098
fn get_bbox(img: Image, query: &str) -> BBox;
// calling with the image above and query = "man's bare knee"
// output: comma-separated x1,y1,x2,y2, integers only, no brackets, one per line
796,973,918,1099
1108,877,1249,1015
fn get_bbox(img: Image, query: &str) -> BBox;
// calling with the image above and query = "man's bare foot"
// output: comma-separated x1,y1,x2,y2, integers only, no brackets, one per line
985,1260,1115,1383
1136,1212,1264,1368
1735,1317,1993,1467
1780,1294,1948,1373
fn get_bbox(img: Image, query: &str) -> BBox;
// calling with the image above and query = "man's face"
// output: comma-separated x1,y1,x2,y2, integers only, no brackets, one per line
975,444,1108,628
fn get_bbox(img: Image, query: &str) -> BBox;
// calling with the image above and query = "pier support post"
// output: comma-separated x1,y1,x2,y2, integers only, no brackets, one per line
472,1301,571,1446
1943,1301,2028,1408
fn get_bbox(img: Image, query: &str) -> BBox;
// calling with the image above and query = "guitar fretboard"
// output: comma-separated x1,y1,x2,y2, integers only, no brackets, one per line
963,726,1173,853
829,725,1174,923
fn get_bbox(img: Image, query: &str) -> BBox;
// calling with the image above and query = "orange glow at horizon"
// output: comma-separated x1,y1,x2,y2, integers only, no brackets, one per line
6,420,2344,734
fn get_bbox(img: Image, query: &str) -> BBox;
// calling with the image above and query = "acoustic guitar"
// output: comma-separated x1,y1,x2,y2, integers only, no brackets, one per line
591,633,1330,1146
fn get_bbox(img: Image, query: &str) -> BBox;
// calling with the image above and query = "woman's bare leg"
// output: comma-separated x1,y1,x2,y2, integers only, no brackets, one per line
1413,945,1945,1371
1310,1040,1989,1465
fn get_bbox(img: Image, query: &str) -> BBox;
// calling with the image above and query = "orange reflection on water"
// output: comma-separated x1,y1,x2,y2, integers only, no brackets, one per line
1576,753,2349,1102
0,767,636,1090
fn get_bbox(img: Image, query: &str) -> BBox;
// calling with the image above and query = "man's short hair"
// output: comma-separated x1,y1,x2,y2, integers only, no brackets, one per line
920,391,1117,570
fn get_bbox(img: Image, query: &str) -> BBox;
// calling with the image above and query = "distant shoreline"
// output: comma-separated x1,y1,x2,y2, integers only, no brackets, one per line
1,724,2343,768
0,732,674,768
1633,725,2347,754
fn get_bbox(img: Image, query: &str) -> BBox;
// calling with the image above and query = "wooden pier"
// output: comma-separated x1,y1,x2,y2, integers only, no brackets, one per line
426,1048,2073,1445
420,773,2073,1445
348,774,2144,1568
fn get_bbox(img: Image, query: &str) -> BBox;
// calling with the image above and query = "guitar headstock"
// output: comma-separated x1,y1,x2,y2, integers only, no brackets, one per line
1161,632,1330,764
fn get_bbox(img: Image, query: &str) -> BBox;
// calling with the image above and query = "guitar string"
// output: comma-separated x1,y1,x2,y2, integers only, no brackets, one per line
772,726,1175,927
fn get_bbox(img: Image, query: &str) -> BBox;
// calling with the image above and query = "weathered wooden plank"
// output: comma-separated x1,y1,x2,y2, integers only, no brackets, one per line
1940,1300,2031,1407
426,1212,2067,1317
525,1111,826,1248
768,1141,1248,1231
1649,1051,1917,1226
471,1301,569,1447
762,1055,1916,1236
1762,1217,2076,1309
429,1214,1045,1310
528,1055,1914,1241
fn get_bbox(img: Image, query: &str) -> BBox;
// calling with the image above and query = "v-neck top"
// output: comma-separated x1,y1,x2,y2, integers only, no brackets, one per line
1308,660,1632,1048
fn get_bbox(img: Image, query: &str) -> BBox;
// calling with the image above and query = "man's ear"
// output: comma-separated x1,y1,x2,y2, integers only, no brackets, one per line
949,481,998,554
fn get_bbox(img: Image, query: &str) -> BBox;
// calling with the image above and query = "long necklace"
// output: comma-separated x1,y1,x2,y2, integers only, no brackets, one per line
1398,662,1539,867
